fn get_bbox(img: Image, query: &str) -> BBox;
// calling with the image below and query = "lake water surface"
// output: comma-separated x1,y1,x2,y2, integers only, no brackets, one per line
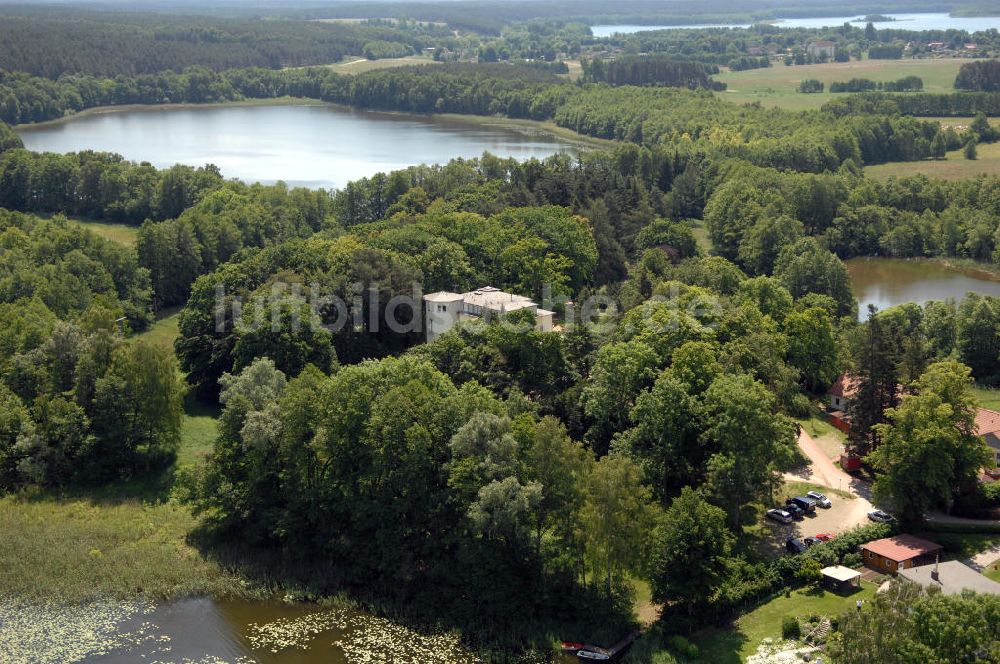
17,104,578,189
846,257,1000,318
591,12,1000,36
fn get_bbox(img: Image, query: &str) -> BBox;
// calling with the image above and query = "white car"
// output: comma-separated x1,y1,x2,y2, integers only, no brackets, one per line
868,509,894,523
806,490,832,508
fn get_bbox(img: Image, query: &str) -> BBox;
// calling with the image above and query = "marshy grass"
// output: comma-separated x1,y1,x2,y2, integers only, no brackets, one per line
0,491,250,604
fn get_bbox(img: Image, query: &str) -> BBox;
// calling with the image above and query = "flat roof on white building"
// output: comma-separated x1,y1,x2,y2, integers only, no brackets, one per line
461,286,536,312
423,291,464,302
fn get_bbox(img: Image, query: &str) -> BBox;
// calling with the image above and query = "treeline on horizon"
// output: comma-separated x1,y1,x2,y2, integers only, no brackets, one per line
0,9,454,78
287,0,998,33
3,62,991,176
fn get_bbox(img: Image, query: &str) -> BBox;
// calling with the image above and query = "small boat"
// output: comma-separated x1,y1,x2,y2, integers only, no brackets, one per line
576,648,611,661
561,641,585,653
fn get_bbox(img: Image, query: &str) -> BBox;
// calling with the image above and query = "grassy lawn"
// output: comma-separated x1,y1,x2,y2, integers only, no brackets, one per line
693,582,876,663
972,384,1000,411
131,306,219,468
134,307,182,349
930,532,1000,560
690,220,712,254
69,219,139,246
797,411,847,460
782,480,855,502
985,565,1000,583
715,58,970,111
866,138,1000,180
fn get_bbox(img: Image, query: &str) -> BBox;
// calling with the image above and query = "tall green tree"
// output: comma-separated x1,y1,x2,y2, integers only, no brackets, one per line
647,487,733,615
848,305,900,456
580,455,658,596
700,373,798,527
870,361,994,524
784,305,839,391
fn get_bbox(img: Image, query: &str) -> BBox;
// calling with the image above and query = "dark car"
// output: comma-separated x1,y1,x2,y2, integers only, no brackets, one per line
783,502,805,519
803,536,822,548
786,537,808,554
787,496,817,514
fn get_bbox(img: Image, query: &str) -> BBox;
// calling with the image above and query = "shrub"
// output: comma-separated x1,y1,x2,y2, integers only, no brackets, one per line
782,616,801,639
798,79,824,93
667,634,699,659
842,552,862,568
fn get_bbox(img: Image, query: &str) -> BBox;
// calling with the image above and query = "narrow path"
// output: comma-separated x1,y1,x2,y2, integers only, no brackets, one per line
794,430,855,492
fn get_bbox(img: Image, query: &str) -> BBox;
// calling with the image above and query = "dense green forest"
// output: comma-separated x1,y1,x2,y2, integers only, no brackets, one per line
3,2,1000,661
0,9,454,77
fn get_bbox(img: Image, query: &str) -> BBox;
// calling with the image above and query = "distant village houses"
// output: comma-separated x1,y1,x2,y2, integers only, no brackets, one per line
806,40,837,59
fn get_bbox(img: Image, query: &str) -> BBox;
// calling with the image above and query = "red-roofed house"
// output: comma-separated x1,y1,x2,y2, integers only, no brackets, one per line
828,373,860,411
826,373,861,433
975,408,1000,480
861,535,943,573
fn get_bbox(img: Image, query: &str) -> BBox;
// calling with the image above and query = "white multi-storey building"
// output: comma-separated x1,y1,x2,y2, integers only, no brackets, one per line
423,286,554,341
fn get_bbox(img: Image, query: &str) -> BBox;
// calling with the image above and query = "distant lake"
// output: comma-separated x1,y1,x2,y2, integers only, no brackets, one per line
17,103,578,189
846,257,1000,319
591,12,1000,36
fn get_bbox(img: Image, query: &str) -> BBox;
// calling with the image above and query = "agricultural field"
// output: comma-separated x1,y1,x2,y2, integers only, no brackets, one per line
866,137,1000,180
323,54,439,74
715,58,970,111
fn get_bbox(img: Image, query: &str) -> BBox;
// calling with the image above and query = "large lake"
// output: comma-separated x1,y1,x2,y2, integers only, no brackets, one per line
17,103,578,189
592,12,1000,36
846,257,1000,318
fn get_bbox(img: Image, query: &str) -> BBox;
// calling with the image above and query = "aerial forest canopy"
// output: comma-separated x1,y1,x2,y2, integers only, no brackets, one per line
3,1,1000,661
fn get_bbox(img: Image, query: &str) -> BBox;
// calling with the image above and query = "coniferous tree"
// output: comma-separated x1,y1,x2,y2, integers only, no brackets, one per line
847,305,899,456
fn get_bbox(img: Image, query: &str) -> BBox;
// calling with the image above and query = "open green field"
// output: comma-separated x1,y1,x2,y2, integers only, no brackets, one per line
322,54,439,74
866,138,1000,180
692,582,876,663
70,219,139,246
715,58,970,111
986,565,1000,583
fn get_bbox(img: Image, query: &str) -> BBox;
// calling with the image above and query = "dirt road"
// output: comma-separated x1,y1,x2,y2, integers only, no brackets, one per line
781,430,875,538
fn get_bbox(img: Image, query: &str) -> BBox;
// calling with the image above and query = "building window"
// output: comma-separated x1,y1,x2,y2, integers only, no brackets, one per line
885,559,892,569
898,561,904,570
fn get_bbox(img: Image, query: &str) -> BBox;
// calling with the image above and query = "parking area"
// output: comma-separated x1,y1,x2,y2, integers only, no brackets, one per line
762,494,867,552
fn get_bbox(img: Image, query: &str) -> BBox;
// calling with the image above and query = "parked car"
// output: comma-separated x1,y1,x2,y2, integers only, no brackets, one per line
814,533,835,542
806,491,832,508
766,508,793,524
868,509,894,523
787,496,817,514
786,537,808,554
803,536,822,547
783,503,805,519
